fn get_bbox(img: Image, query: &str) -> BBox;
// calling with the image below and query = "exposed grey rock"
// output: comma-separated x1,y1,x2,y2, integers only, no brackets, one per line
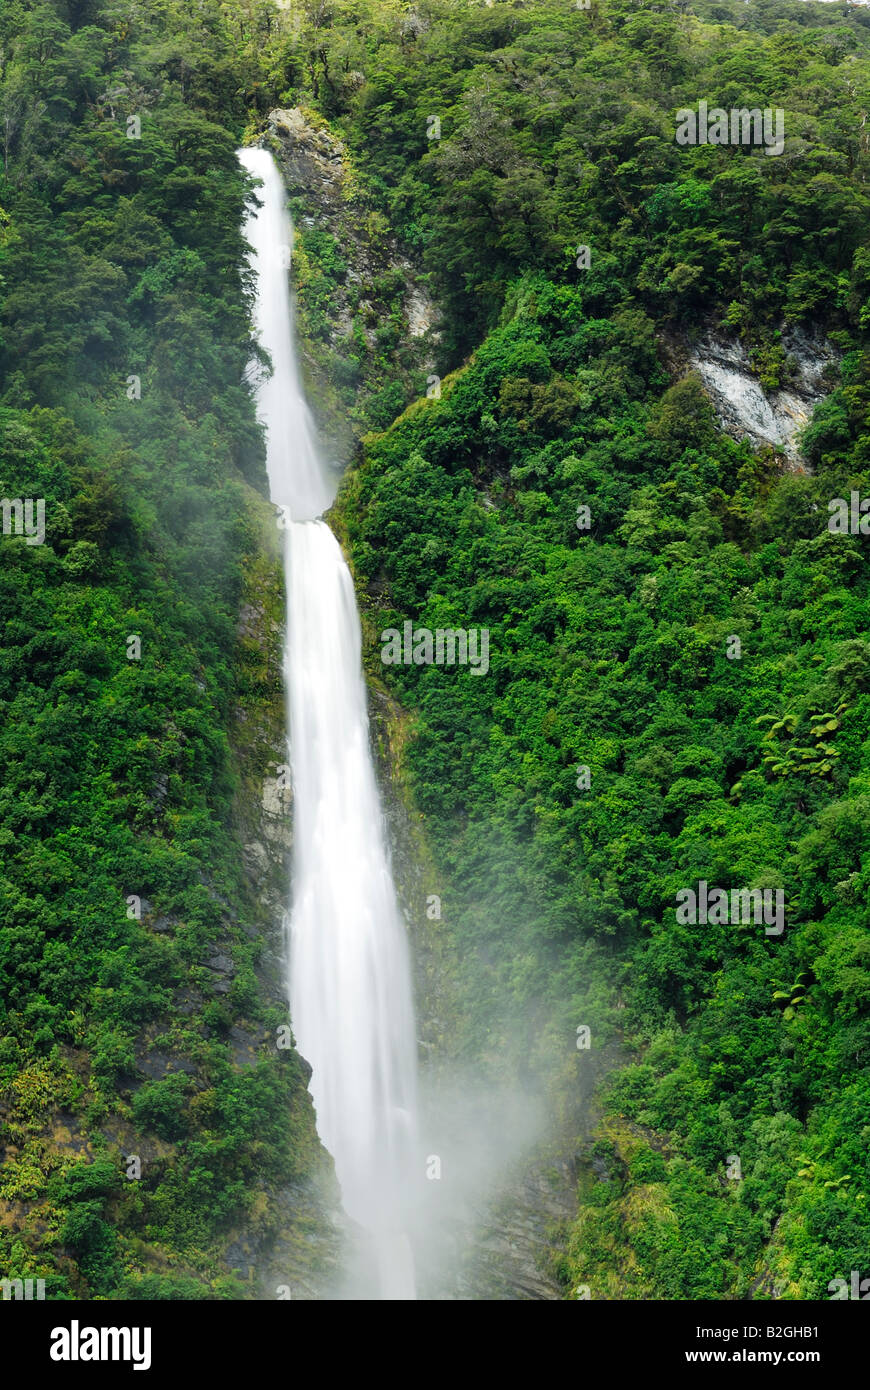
134,1050,197,1080
684,325,839,466
257,106,438,459
243,840,270,878
261,772,293,851
452,1159,578,1300
252,1170,347,1301
206,953,234,975
227,1025,262,1068
237,602,262,639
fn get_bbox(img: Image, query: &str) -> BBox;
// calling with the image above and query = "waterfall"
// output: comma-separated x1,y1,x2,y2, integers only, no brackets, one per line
238,147,419,1299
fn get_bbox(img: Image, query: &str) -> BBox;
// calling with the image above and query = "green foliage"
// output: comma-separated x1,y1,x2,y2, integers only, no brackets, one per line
319,0,870,1301
4,0,870,1305
0,0,319,1300
132,1075,191,1142
280,0,870,356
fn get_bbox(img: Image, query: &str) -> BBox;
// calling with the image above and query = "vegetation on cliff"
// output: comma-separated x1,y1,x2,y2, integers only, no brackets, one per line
0,0,323,1299
314,0,870,1298
2,0,870,1301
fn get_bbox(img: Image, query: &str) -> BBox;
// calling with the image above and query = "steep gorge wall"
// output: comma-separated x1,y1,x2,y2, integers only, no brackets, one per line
261,106,437,463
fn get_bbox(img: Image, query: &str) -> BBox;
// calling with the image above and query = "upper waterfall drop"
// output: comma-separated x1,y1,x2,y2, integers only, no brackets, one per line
238,145,420,1299
238,146,336,521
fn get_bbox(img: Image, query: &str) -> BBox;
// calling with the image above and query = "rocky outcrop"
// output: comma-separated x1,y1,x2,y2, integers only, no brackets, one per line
666,325,839,466
267,106,436,345
257,107,438,458
454,1159,579,1300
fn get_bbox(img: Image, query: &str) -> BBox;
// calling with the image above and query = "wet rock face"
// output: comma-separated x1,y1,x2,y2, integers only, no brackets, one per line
265,105,437,346
450,1160,579,1301
686,326,839,466
257,106,437,461
268,107,345,213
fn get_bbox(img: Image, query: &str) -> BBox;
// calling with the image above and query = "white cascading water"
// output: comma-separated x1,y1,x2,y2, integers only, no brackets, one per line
238,147,419,1299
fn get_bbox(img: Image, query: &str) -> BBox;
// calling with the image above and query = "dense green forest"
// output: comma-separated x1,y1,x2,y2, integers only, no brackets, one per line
0,0,324,1299
324,0,870,1298
1,0,869,1299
